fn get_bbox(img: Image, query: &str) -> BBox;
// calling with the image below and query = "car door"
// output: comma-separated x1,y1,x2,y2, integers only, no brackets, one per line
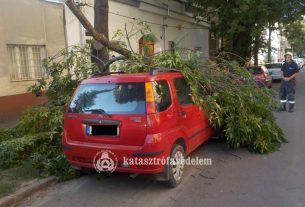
173,77,207,153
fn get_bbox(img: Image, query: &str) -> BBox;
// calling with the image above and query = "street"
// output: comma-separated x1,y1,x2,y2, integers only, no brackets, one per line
19,70,305,207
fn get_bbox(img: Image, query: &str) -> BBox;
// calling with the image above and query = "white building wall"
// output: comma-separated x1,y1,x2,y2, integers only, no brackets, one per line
64,0,210,58
0,0,66,96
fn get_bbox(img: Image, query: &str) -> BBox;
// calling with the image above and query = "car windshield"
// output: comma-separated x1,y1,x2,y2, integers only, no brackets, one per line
69,82,146,114
266,63,282,69
247,67,263,75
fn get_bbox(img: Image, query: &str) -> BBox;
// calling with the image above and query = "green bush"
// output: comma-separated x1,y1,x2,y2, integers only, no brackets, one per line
0,107,77,180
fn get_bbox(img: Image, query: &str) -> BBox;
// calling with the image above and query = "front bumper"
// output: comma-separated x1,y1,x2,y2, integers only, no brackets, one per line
271,74,282,80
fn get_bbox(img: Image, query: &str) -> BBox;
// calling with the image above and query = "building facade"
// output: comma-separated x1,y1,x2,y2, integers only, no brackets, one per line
0,0,66,97
64,0,210,59
0,0,210,98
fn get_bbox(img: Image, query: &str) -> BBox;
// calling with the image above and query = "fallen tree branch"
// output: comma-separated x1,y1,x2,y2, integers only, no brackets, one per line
103,56,127,69
65,0,132,58
125,24,135,54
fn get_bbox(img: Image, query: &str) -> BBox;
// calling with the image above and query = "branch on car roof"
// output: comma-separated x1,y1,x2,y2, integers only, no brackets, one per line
103,56,127,69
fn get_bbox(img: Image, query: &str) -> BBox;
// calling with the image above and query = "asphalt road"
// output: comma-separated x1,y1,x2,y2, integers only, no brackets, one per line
19,69,305,207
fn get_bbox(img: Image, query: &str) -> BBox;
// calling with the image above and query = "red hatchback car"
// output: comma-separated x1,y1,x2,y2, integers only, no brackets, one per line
246,66,272,88
62,71,214,187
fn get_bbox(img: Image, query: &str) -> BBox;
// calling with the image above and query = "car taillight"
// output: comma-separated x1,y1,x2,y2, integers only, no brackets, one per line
145,82,156,114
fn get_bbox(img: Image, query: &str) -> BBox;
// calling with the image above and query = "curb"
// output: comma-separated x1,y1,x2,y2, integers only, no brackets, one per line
0,176,57,207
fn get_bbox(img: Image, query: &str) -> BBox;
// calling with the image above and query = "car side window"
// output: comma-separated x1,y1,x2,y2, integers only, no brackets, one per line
152,80,172,112
173,77,193,105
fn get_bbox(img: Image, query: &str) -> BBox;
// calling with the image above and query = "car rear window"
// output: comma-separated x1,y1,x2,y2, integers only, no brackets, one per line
247,67,263,75
266,63,282,69
69,82,146,115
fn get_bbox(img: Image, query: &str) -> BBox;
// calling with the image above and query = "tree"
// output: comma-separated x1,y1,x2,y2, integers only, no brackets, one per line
190,0,305,63
91,0,109,71
284,19,305,57
266,0,305,62
65,0,131,59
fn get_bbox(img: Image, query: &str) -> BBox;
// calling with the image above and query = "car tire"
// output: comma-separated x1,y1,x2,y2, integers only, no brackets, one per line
217,128,226,141
165,144,185,188
77,167,96,175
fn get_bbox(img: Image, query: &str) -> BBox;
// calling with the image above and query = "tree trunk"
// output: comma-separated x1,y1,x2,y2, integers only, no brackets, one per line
92,0,109,71
253,34,260,65
267,23,272,63
232,32,252,62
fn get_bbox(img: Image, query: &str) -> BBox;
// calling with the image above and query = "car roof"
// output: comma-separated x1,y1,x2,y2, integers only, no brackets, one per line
247,65,266,69
81,72,184,84
247,65,264,68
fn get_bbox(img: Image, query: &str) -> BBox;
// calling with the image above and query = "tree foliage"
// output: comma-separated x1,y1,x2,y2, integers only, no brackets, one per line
284,19,305,56
190,0,305,61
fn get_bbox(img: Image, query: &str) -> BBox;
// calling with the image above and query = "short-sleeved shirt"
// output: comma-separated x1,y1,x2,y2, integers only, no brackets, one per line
281,61,299,80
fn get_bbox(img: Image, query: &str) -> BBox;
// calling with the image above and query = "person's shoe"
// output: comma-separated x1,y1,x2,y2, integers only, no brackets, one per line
289,103,294,112
279,103,286,111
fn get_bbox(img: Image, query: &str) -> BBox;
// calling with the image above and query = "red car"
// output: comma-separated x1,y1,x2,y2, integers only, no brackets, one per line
246,66,272,88
62,71,214,187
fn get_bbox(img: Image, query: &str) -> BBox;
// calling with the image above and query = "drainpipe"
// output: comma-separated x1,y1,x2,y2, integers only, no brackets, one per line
62,4,68,50
62,3,70,75
162,3,169,50
77,0,84,48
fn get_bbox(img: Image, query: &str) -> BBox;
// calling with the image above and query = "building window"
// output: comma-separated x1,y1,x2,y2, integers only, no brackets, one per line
139,35,155,57
7,44,47,81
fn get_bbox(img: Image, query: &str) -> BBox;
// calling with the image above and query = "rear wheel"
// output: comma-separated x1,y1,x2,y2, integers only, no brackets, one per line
216,127,226,141
165,144,185,187
78,168,96,175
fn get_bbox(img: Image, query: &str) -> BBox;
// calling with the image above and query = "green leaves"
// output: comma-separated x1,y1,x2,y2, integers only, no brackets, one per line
28,45,100,106
0,107,77,180
191,0,305,60
284,19,305,56
144,49,285,153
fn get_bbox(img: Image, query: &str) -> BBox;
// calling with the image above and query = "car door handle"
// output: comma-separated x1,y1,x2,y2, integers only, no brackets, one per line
181,111,187,116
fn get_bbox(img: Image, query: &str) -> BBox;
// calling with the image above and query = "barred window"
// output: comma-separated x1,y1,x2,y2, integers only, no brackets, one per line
7,44,48,81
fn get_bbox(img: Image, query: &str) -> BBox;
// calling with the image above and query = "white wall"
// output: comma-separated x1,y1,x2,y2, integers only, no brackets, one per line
0,0,66,96
64,0,210,58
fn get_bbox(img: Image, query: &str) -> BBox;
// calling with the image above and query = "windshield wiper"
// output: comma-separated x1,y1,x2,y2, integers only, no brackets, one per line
84,109,112,118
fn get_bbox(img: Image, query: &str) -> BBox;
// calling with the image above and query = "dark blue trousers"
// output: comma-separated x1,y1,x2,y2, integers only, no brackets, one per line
279,80,296,104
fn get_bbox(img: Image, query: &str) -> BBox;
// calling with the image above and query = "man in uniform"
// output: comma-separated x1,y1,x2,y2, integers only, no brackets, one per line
279,52,299,112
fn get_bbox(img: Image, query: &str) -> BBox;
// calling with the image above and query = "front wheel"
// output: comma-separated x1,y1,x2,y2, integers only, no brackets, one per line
165,144,185,187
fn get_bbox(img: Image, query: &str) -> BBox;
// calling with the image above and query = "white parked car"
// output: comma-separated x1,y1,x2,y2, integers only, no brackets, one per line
294,58,305,70
265,62,283,81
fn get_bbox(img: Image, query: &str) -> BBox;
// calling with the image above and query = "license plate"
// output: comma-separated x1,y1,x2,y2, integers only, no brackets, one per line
86,125,119,136
86,125,92,135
